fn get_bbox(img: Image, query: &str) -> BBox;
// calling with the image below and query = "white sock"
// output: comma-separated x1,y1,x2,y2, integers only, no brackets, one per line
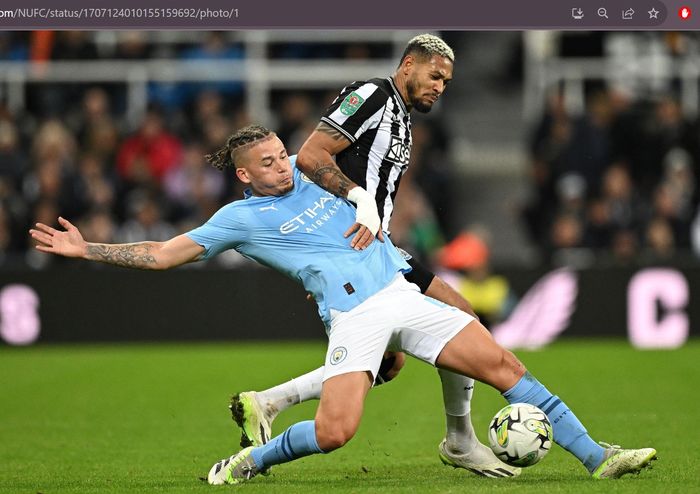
291,366,324,402
256,366,324,420
438,369,478,454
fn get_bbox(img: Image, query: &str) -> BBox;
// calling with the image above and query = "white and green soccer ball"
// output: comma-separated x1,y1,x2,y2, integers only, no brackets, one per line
488,403,553,467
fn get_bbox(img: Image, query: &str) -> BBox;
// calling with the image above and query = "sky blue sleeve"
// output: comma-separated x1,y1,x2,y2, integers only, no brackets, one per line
184,203,248,260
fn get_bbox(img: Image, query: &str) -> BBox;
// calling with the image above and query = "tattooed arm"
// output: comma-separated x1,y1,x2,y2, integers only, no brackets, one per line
296,122,355,197
30,217,204,270
297,122,383,249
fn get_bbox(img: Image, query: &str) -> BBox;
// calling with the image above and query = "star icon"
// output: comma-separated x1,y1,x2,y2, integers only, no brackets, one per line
648,7,659,18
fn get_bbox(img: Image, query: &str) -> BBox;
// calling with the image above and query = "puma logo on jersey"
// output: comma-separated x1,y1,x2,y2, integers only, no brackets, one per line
259,204,278,212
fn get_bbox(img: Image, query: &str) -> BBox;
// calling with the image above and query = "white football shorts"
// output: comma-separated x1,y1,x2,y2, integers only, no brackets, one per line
322,275,475,382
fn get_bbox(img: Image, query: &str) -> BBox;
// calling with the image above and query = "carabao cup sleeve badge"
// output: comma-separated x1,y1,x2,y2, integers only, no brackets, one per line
339,92,365,116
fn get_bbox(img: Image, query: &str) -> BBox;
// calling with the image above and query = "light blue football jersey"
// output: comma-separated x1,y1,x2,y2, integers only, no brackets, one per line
186,156,411,327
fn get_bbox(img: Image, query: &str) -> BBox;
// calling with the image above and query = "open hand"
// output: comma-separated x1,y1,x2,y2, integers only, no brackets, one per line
29,217,87,258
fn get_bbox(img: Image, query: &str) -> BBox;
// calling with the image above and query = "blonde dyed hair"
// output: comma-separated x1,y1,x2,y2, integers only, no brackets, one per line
400,34,455,65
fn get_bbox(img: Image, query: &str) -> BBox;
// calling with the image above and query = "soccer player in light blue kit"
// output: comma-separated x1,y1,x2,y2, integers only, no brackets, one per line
30,125,656,483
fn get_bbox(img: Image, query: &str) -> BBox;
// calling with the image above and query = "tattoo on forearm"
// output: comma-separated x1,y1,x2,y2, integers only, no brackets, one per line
311,164,352,197
86,243,157,269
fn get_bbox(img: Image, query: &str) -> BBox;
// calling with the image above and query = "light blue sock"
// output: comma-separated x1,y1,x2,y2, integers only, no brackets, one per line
250,420,324,469
503,372,605,472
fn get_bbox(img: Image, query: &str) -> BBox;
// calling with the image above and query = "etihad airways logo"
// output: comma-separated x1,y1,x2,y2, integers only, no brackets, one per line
279,193,343,234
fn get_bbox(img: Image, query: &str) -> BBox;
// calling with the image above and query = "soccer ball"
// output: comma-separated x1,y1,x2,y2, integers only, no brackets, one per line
488,403,553,467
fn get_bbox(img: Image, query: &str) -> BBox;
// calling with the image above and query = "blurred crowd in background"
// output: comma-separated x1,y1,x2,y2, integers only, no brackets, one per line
520,32,700,268
524,87,700,267
2,30,700,284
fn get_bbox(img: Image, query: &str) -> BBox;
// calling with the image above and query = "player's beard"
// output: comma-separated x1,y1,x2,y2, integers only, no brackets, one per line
406,78,434,114
277,178,294,195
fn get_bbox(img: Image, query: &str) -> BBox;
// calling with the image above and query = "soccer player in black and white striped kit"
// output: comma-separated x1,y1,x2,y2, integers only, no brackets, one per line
230,34,520,478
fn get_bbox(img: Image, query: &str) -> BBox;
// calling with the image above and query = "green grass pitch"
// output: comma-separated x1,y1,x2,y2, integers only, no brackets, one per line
1,339,698,493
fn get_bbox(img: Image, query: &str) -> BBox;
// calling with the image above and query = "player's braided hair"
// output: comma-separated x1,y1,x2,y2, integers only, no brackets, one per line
205,124,273,171
399,34,455,66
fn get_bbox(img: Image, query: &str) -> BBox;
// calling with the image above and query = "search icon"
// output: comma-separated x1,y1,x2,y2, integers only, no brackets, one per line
598,7,609,18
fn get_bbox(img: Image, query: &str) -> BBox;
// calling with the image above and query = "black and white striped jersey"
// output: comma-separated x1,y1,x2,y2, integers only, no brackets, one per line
320,77,411,233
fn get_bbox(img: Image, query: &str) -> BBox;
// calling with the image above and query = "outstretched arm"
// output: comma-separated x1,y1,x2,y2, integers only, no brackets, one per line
29,217,204,270
297,122,384,250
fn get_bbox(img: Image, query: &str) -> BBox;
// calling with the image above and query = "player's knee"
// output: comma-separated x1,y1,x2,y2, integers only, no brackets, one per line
318,430,352,452
315,418,357,451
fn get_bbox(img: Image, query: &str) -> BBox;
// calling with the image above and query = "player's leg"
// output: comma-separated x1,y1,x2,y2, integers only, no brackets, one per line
436,319,656,478
314,371,374,450
406,258,517,476
424,277,479,456
407,259,482,448
209,371,372,485
436,367,521,478
231,351,403,447
230,267,413,448
210,297,392,486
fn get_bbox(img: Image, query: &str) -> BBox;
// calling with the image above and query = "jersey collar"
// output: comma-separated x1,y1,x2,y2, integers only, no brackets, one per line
388,77,409,115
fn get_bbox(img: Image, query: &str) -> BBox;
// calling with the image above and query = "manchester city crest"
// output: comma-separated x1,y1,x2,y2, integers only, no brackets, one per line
330,346,348,365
